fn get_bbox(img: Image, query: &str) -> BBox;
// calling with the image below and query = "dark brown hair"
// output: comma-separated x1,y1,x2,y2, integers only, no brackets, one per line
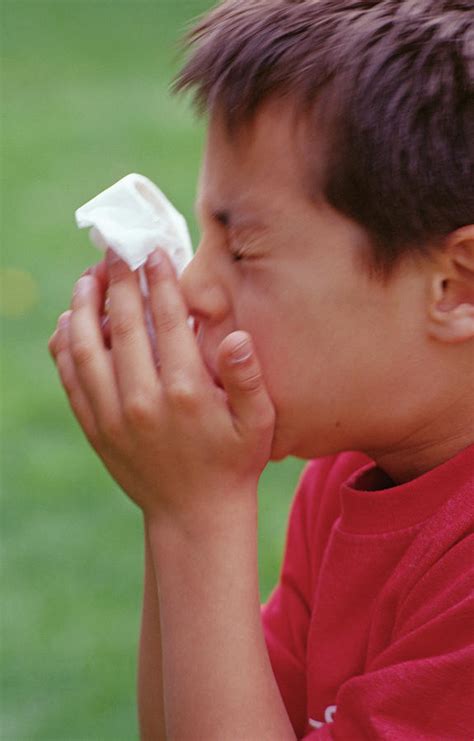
174,0,473,275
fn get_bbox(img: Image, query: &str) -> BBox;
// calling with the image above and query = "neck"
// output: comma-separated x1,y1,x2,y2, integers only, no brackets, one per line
370,429,473,485
366,368,474,484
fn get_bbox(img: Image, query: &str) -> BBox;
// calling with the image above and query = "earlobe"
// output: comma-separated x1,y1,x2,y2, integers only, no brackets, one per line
427,226,474,344
428,298,474,343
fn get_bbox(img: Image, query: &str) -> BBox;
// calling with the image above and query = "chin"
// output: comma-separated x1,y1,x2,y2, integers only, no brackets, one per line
268,413,344,463
270,428,347,463
268,426,297,462
269,448,290,462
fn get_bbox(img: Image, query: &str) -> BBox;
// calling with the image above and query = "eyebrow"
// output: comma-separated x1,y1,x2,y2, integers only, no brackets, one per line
195,200,269,231
194,200,232,224
213,209,231,227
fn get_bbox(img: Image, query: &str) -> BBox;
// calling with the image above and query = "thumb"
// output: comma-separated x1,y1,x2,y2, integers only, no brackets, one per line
217,331,275,439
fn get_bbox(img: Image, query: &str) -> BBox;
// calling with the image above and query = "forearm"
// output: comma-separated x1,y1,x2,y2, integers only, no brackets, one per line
137,519,167,741
147,499,296,741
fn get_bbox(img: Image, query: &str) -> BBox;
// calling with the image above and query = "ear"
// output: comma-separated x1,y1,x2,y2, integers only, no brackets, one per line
427,225,474,343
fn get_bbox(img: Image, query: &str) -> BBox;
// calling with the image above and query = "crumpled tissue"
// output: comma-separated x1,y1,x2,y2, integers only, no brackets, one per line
75,172,193,274
75,173,194,362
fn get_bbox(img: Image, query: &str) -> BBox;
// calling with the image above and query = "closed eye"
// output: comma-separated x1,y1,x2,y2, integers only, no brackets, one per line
231,248,245,262
229,231,255,262
207,207,267,262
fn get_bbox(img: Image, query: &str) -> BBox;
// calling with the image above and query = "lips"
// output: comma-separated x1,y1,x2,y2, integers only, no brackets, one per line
202,356,225,390
208,367,224,389
192,318,226,391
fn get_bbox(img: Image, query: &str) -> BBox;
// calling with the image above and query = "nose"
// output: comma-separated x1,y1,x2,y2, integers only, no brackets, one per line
179,244,230,325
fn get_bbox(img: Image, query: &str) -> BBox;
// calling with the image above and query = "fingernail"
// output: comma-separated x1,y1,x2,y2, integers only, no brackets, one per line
74,276,92,298
230,339,252,364
147,249,164,271
106,248,120,267
58,312,70,330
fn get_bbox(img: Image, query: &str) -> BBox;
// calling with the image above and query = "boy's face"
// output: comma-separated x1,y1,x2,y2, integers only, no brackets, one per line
180,101,428,461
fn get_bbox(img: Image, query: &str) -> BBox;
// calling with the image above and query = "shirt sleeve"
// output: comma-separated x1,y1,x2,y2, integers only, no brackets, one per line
263,452,473,740
322,535,474,740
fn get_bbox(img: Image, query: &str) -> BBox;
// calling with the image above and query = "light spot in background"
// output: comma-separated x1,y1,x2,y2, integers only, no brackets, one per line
0,268,39,317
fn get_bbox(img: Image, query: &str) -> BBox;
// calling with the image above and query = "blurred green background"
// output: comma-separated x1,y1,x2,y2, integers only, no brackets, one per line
1,1,306,738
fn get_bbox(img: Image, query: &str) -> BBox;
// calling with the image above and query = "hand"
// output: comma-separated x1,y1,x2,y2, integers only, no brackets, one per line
48,248,276,526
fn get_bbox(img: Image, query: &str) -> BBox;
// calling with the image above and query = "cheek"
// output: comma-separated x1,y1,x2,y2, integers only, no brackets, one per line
237,286,310,380
243,315,297,406
235,274,347,407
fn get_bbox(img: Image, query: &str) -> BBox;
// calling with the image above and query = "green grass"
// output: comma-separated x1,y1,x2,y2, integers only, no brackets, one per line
1,2,306,738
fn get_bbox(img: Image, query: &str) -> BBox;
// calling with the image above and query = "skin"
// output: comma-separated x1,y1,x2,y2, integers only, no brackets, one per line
184,101,474,480
48,99,474,739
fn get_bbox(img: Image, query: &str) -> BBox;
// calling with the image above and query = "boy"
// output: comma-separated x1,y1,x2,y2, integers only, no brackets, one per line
48,0,473,738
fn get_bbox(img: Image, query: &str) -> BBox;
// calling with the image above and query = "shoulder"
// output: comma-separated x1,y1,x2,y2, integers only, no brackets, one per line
393,480,474,636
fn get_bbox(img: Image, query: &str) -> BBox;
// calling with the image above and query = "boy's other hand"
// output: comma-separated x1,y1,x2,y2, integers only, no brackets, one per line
48,248,275,528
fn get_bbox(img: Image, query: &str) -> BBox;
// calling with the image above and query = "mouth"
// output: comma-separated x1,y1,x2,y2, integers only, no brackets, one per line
193,318,225,390
203,359,227,395
208,367,225,390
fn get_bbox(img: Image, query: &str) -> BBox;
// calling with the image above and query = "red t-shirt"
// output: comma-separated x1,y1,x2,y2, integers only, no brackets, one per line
262,445,474,739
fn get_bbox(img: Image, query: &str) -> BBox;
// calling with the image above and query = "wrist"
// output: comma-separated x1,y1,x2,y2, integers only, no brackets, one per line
144,484,258,544
143,491,293,741
145,492,259,598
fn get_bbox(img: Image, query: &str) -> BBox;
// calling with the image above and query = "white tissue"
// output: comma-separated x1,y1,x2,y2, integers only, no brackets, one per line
75,173,193,273
75,173,195,365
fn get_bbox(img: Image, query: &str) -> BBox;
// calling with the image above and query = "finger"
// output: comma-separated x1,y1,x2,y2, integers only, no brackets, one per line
49,260,109,358
50,312,100,444
89,260,111,346
55,345,100,447
145,249,206,389
216,331,275,439
89,260,110,323
81,259,109,310
69,274,121,424
49,311,72,359
101,314,111,349
91,258,108,289
79,260,108,294
105,249,159,401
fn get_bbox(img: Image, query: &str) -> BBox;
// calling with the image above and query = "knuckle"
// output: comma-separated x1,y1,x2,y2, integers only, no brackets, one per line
97,416,122,446
238,370,262,393
53,332,68,356
112,315,136,342
58,310,71,325
167,377,198,409
71,340,94,369
123,391,155,426
48,333,57,358
155,308,180,335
